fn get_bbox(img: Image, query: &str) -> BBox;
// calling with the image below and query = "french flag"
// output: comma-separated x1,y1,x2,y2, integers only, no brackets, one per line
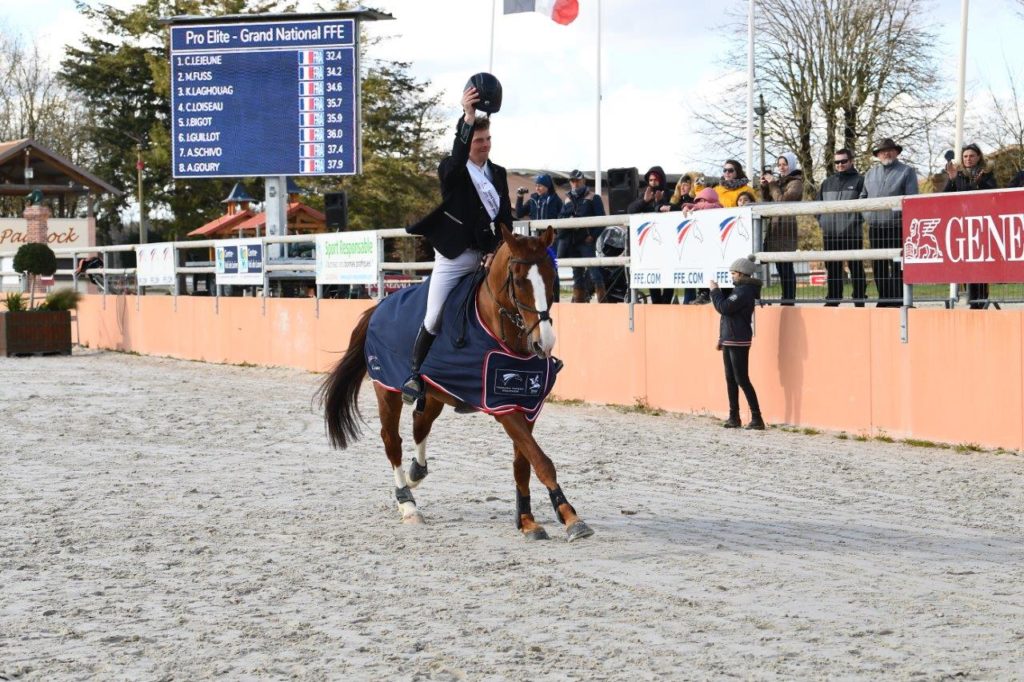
300,127,323,142
299,97,323,111
503,0,579,25
300,143,324,158
298,66,322,81
298,50,322,65
299,112,323,127
301,158,325,174
299,81,322,96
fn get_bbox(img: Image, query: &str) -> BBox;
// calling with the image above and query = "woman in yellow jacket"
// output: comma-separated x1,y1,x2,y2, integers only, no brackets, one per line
694,159,755,208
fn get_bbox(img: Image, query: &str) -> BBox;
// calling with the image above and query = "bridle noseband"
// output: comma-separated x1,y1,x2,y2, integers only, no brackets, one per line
485,255,553,347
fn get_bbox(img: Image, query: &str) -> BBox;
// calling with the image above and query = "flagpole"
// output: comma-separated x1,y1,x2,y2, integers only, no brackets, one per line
745,0,754,177
489,0,496,72
595,0,602,200
951,0,968,305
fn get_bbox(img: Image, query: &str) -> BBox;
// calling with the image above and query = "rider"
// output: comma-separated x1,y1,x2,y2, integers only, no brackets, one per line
402,75,513,404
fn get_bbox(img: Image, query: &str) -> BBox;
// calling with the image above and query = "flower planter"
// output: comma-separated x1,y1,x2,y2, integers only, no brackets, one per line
0,310,72,356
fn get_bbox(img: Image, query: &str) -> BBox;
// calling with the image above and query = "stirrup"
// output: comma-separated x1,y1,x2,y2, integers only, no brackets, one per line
401,374,424,405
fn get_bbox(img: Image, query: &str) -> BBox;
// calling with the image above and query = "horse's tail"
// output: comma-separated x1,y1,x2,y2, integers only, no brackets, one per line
318,305,376,449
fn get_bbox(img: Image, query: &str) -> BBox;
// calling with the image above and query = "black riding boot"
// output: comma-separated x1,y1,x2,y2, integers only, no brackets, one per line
746,411,766,430
402,325,436,405
723,410,741,428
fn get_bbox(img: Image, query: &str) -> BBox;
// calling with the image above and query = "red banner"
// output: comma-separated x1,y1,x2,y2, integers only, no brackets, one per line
902,188,1024,284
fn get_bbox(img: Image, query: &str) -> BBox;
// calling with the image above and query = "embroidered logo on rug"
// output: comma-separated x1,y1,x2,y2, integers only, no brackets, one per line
491,368,544,397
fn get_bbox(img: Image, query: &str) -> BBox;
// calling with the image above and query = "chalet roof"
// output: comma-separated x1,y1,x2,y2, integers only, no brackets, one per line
0,138,122,197
186,203,326,239
186,209,256,237
221,182,255,204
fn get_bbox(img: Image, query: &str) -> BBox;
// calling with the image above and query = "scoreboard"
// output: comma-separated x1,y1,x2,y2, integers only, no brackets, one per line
169,18,359,178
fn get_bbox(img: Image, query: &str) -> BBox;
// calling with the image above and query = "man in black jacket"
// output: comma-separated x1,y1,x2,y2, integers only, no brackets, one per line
402,85,513,402
816,148,866,306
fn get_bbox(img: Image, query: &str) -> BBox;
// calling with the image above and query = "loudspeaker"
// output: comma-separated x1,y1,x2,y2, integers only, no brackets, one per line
607,167,638,215
325,191,348,230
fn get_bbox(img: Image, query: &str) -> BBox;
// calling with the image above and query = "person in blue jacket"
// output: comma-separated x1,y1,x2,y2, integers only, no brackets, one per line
709,255,765,430
515,174,562,221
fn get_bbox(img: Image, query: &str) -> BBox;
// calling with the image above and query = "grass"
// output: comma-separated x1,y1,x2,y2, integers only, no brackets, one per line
953,442,984,453
801,427,821,435
611,397,663,416
902,438,950,449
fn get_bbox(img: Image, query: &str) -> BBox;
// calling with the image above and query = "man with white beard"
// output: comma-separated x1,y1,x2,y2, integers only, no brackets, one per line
861,137,918,307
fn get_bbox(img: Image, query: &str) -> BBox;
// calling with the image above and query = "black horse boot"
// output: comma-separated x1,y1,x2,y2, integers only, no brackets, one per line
401,325,436,405
723,410,741,428
746,411,766,430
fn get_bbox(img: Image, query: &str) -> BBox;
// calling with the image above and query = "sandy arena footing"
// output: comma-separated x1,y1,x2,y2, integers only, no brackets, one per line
2,349,1022,679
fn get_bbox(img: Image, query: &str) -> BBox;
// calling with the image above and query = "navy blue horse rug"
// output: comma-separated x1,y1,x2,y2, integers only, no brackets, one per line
364,273,558,421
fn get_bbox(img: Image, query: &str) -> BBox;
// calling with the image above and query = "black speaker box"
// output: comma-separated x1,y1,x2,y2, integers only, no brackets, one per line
325,191,348,230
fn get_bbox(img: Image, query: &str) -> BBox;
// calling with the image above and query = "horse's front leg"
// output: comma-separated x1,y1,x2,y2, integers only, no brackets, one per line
513,441,549,541
407,395,444,489
496,413,594,542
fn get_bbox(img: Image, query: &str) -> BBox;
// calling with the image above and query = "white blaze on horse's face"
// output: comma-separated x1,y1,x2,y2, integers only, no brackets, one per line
526,264,556,357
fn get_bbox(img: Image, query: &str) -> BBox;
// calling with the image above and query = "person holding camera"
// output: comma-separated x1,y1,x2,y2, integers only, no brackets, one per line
943,143,997,309
628,166,673,303
515,174,562,222
557,169,606,303
759,152,804,305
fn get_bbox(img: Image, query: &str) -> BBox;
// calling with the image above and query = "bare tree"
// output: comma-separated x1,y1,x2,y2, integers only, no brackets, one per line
980,56,1024,173
692,0,950,191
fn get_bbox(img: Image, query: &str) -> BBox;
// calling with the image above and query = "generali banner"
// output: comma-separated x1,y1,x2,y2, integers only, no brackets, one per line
902,188,1024,284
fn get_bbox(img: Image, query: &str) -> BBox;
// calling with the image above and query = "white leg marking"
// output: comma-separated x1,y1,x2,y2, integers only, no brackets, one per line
415,439,427,466
393,466,408,489
527,264,557,354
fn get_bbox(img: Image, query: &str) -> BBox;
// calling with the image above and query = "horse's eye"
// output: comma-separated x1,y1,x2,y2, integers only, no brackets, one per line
513,278,529,288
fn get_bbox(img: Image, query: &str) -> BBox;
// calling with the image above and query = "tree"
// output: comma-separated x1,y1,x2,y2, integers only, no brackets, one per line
695,0,948,191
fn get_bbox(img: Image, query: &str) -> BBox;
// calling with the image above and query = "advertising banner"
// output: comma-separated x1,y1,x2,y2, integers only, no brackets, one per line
628,207,754,289
135,242,176,287
903,188,1024,284
315,231,379,285
215,238,264,285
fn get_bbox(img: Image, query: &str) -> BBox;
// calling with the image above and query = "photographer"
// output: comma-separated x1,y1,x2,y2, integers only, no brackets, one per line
558,169,607,302
515,173,562,222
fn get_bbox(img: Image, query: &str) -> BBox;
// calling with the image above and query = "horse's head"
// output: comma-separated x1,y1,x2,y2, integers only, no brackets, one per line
495,224,557,358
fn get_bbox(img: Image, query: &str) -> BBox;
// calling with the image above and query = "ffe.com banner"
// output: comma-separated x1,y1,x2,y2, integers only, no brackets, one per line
629,207,754,289
902,188,1024,284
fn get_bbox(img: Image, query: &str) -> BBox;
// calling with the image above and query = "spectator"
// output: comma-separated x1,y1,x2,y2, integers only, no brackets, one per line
515,173,562,221
73,253,103,277
736,191,756,207
558,169,607,303
816,148,867,307
628,166,673,303
660,174,695,212
709,254,765,430
943,143,998,309
860,137,918,308
713,160,754,208
759,152,804,305
402,84,513,403
683,187,724,212
1009,170,1024,188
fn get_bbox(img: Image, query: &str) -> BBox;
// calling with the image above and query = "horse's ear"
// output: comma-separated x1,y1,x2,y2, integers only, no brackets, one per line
540,226,554,248
499,223,516,246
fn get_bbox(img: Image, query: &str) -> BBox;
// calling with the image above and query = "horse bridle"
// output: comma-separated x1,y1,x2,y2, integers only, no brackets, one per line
484,256,553,346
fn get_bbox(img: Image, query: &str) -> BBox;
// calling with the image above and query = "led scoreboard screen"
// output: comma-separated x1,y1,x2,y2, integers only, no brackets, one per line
170,18,358,178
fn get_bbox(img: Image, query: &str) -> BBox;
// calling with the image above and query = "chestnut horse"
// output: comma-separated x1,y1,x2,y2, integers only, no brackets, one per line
319,226,593,542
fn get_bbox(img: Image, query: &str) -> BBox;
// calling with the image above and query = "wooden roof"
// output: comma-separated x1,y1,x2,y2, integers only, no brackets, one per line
0,138,121,197
186,203,326,238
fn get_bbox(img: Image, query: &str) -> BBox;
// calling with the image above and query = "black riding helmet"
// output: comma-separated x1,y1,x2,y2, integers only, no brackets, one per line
597,226,627,257
465,72,502,114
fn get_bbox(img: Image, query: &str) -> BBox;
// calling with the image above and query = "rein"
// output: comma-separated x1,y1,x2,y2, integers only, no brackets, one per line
483,255,552,348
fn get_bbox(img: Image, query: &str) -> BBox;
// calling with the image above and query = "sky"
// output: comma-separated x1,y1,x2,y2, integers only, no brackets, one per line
3,0,1023,177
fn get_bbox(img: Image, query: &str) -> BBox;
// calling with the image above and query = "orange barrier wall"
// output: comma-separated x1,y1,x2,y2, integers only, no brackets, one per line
76,295,1023,451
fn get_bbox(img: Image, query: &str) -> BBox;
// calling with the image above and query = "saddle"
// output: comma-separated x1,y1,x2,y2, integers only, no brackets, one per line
364,272,558,421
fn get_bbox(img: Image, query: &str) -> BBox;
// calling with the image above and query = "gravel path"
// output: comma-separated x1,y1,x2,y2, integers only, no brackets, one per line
2,349,1022,680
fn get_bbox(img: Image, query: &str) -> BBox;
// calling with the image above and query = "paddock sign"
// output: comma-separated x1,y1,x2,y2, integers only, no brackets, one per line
902,188,1024,284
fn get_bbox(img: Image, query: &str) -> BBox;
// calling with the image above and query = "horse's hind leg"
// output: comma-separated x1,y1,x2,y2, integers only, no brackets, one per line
375,384,423,524
513,441,549,541
497,413,594,542
408,396,444,489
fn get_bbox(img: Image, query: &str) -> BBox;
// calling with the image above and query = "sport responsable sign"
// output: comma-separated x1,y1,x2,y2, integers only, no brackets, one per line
170,18,358,178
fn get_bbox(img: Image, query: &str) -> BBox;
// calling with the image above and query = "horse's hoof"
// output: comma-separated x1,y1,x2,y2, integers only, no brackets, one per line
523,527,550,541
402,512,425,525
565,520,594,542
408,459,428,488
